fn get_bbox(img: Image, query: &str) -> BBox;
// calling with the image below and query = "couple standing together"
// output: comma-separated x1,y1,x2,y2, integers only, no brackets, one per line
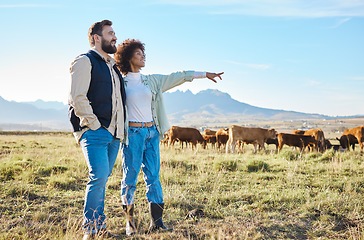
68,20,223,239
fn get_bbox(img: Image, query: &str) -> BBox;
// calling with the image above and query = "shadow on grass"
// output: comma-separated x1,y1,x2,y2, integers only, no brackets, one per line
258,222,309,240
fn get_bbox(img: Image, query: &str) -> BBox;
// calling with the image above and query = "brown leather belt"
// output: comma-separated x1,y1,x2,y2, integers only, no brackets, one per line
129,121,154,128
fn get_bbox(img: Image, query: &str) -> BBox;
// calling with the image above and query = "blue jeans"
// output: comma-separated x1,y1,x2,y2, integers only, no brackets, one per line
80,127,120,233
121,125,163,205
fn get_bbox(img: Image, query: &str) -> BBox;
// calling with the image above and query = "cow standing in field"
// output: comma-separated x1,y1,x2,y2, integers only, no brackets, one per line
226,125,277,153
292,129,326,152
324,139,341,151
236,139,264,153
277,133,317,153
266,138,279,151
324,139,332,150
168,126,206,150
292,130,305,135
160,130,171,147
336,126,364,152
203,129,217,136
202,129,217,149
203,135,217,149
304,129,326,152
160,135,169,147
216,128,229,150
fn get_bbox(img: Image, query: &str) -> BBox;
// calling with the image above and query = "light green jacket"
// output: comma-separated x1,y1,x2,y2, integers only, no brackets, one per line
123,71,195,144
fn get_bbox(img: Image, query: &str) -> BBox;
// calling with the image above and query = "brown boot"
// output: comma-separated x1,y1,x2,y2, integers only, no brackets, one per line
148,203,173,233
122,205,137,236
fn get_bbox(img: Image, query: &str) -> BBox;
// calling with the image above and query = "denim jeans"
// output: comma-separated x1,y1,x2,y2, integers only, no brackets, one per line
80,127,120,233
121,125,163,205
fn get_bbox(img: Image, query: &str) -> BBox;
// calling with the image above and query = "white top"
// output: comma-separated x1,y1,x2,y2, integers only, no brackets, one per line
124,71,206,123
125,72,154,122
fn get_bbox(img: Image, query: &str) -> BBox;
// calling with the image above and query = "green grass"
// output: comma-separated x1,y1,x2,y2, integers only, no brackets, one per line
0,133,363,239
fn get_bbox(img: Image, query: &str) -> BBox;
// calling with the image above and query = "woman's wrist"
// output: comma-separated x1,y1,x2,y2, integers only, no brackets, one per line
192,71,206,79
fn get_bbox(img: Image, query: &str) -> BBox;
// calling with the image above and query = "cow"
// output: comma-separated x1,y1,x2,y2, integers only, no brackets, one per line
324,139,332,150
336,126,364,152
237,138,276,153
160,130,171,147
266,138,279,150
293,129,326,152
216,128,229,150
168,126,206,150
226,125,277,153
304,129,326,152
331,144,341,151
203,129,217,136
202,129,217,149
203,134,216,149
277,133,317,153
162,128,187,148
292,130,306,135
323,139,342,151
160,135,169,147
236,139,257,153
336,135,358,151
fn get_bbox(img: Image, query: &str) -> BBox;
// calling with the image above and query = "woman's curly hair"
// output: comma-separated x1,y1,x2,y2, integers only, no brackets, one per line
115,39,145,75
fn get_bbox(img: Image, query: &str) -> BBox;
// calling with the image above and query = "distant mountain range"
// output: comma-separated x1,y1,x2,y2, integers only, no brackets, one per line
0,89,360,131
163,89,332,126
0,96,69,131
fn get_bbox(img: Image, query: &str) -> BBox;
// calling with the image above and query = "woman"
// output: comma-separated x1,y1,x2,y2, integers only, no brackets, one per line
114,39,223,235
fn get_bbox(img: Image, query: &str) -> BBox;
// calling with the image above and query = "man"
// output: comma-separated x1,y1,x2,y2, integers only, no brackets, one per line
68,20,125,239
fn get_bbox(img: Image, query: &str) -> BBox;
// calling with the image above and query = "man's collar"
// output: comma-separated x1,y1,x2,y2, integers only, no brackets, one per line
91,48,115,64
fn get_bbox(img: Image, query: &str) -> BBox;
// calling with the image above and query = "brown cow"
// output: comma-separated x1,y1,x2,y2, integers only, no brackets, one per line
237,139,265,153
226,125,277,153
203,129,217,136
160,130,171,147
277,133,317,153
202,129,217,149
216,128,229,150
324,139,332,150
266,138,279,150
162,128,187,148
304,129,326,152
160,135,169,147
336,126,364,152
324,139,341,151
292,130,305,135
203,135,216,148
168,126,206,150
293,129,326,152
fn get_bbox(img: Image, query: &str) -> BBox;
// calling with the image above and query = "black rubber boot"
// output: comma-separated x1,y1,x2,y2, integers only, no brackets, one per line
122,205,137,236
148,203,173,232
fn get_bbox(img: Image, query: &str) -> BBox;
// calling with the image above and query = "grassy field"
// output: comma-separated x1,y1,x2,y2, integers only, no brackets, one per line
0,132,363,239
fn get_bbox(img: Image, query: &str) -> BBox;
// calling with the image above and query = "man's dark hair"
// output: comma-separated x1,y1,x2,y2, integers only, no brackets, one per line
88,20,113,47
115,39,145,75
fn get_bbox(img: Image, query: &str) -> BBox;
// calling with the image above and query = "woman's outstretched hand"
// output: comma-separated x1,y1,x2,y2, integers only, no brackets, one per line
206,72,224,83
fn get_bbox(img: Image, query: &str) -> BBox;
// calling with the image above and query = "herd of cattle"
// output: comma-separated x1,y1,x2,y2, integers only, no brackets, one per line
161,125,364,153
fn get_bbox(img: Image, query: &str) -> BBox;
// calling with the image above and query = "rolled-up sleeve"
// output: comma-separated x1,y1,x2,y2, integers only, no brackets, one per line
68,55,101,130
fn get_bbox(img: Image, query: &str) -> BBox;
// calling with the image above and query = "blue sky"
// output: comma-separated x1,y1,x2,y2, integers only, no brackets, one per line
1,0,363,116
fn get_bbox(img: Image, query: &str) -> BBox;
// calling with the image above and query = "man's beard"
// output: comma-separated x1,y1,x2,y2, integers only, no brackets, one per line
101,38,117,54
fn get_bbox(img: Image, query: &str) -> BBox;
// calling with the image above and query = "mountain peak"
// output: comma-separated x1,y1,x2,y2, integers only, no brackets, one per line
197,89,231,98
24,99,67,110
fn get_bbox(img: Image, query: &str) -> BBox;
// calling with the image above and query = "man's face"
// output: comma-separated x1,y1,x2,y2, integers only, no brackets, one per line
99,25,117,54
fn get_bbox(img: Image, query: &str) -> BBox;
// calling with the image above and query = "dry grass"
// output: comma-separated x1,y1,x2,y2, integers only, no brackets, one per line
0,132,363,239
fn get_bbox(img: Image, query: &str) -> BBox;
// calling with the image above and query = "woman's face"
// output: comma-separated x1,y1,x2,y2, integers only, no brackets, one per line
129,48,145,70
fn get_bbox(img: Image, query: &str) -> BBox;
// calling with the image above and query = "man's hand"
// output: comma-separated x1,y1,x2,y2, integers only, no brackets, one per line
206,72,224,83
